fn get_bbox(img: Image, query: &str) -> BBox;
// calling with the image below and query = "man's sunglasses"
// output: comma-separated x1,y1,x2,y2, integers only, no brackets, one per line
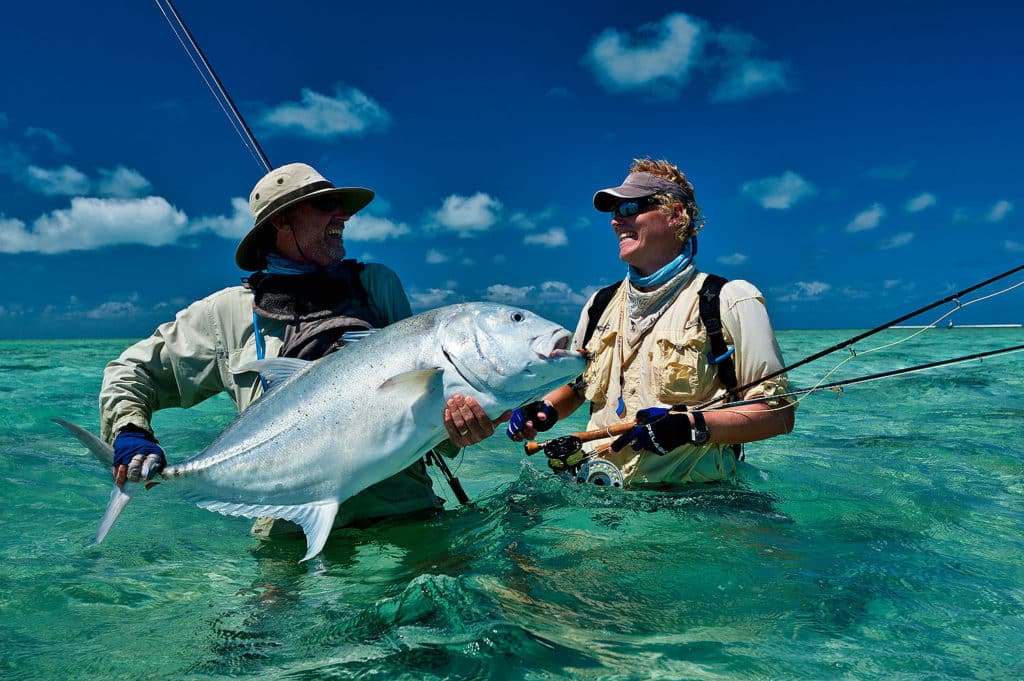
307,195,347,213
612,196,661,219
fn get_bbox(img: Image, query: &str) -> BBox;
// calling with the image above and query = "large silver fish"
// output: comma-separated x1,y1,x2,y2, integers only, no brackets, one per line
57,303,585,561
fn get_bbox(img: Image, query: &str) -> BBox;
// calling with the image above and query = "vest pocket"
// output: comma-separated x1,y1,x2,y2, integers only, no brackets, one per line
653,331,712,404
582,330,617,405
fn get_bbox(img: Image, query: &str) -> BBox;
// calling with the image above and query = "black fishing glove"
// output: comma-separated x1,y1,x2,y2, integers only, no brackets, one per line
610,408,692,455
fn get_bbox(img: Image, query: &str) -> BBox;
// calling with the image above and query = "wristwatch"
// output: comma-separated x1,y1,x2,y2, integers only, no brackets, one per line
690,411,710,445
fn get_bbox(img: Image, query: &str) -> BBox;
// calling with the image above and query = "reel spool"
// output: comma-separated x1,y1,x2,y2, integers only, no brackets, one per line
574,458,624,488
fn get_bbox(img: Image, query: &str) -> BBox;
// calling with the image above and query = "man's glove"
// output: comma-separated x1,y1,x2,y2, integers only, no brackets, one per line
610,408,691,455
506,401,559,440
113,426,166,482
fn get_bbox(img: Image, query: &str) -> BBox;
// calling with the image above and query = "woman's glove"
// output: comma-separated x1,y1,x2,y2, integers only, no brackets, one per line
610,408,691,455
506,401,559,440
113,426,166,482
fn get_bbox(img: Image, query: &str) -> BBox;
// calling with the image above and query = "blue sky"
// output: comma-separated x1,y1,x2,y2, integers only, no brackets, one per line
0,1,1020,339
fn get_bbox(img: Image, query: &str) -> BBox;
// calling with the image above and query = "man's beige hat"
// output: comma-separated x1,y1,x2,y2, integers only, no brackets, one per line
235,163,374,270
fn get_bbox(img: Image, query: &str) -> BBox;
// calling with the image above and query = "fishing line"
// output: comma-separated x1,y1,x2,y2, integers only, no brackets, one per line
781,277,1024,411
695,263,1024,411
153,0,273,172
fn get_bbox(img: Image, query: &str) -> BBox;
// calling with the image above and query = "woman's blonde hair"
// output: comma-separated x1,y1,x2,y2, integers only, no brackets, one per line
630,158,705,241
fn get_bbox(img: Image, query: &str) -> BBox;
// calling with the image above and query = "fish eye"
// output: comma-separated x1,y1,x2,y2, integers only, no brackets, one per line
510,311,525,322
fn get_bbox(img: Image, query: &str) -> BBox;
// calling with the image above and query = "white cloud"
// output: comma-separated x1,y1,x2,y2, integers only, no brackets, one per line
85,300,140,319
409,288,458,310
1005,240,1024,253
96,166,152,198
717,252,748,265
0,196,187,254
846,203,886,232
534,281,590,306
524,227,568,248
903,192,936,213
879,231,914,250
711,58,790,102
25,126,70,154
430,192,502,237
425,248,448,264
483,284,535,305
741,171,815,210
985,200,1013,222
258,84,391,139
584,13,705,96
777,281,831,302
24,164,90,196
346,213,411,241
190,197,251,239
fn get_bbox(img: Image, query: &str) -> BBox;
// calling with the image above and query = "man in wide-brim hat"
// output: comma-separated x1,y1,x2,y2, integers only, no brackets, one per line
97,162,497,539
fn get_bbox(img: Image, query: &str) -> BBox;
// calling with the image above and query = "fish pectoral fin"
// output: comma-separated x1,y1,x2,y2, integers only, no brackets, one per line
91,484,133,546
378,368,444,395
194,498,340,563
234,357,312,390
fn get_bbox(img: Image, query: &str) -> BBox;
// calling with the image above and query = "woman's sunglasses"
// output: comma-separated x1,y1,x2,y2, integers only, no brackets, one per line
612,196,661,219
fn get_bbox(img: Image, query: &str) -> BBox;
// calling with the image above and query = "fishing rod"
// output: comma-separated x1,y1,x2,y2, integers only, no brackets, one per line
154,0,273,172
696,263,1024,411
526,342,1024,460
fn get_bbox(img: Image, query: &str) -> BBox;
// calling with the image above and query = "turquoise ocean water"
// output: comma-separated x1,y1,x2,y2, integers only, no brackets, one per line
1,328,1022,680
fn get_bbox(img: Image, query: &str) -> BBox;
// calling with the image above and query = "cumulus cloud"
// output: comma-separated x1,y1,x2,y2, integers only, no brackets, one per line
85,300,140,319
717,252,748,265
584,13,790,101
524,227,568,248
96,166,153,198
903,192,936,213
258,84,391,139
1004,240,1024,253
425,248,448,264
24,164,89,196
879,231,914,250
430,192,502,237
25,126,71,154
483,281,589,307
409,288,458,310
777,281,832,302
985,200,1013,222
0,196,187,254
711,57,790,102
584,13,704,96
741,171,815,209
190,197,251,239
846,203,886,232
346,213,411,241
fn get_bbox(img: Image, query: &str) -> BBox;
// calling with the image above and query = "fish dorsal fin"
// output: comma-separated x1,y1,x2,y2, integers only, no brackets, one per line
192,498,340,562
379,368,444,394
235,358,312,390
93,484,133,546
340,329,379,344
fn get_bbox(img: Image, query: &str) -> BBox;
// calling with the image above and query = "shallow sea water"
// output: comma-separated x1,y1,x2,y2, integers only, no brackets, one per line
1,329,1022,680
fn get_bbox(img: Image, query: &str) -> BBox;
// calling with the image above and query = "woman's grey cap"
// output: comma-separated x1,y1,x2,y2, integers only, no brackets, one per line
235,162,374,271
593,172,688,211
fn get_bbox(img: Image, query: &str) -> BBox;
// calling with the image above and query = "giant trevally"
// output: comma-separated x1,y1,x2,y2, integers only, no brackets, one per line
56,302,585,561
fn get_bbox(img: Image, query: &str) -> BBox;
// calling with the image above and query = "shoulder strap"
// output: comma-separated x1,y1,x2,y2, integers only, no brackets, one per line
698,274,739,395
581,282,622,348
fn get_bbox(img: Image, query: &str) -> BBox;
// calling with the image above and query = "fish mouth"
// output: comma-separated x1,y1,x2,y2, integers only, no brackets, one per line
531,329,573,360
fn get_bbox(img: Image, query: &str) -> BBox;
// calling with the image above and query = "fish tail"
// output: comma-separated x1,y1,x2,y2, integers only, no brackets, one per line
53,418,133,546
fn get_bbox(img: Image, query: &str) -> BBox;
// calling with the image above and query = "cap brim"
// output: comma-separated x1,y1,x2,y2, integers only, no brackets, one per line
234,186,374,270
593,185,657,212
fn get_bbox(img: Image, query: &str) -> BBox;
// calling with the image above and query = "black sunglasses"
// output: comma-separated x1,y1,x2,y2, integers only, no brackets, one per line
307,195,346,213
612,196,661,219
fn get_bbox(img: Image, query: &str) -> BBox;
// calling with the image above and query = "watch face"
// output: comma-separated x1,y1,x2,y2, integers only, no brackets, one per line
691,424,710,445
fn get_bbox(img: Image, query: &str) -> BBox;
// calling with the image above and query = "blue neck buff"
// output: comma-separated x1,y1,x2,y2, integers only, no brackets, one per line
627,236,697,288
264,252,343,275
